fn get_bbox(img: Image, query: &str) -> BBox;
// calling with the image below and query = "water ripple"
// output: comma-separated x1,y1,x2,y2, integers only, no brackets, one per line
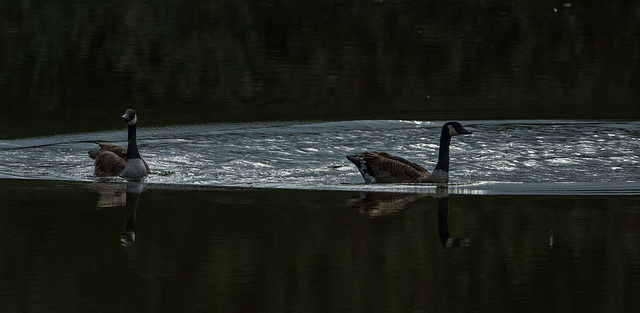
0,120,638,194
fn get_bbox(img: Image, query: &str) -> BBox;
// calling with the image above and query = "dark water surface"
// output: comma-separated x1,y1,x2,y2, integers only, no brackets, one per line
1,119,638,311
1,179,639,312
2,1,640,310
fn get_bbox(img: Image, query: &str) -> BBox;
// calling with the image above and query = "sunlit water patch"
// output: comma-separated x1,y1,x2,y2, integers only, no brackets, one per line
0,120,638,194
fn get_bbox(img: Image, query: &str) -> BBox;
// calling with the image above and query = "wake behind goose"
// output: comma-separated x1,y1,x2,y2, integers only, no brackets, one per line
1,120,638,195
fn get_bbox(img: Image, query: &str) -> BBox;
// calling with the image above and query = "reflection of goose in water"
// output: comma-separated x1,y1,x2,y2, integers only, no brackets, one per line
347,192,428,217
94,182,142,246
121,182,142,246
348,187,469,248
435,193,470,248
95,183,126,209
346,122,472,184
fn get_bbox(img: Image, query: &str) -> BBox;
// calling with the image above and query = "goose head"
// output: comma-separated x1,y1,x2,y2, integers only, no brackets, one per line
121,109,138,126
443,121,472,137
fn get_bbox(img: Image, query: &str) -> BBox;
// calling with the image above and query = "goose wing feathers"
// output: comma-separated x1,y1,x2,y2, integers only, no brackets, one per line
89,142,127,160
142,158,151,174
94,150,126,177
89,143,150,176
97,142,127,159
368,152,429,173
361,152,430,183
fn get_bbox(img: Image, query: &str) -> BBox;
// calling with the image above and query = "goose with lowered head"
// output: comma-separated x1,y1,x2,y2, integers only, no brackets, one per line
346,121,472,184
88,109,150,178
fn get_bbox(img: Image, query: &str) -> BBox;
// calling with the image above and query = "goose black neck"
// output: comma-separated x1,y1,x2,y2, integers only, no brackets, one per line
127,124,142,159
433,127,451,171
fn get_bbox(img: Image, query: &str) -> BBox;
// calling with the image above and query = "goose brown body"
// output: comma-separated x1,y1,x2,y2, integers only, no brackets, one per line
347,152,434,183
347,122,472,184
88,109,150,178
89,143,149,177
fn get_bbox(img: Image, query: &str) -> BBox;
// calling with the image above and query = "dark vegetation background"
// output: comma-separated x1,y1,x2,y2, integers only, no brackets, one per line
1,0,639,138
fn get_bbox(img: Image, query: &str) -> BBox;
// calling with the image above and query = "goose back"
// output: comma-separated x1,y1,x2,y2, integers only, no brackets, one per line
94,150,126,177
89,142,127,160
347,152,430,183
91,144,150,177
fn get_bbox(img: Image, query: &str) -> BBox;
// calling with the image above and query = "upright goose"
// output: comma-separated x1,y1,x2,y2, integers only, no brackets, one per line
346,121,472,184
88,109,150,178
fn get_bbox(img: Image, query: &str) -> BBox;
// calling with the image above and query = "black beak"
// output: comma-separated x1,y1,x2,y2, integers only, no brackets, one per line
459,127,473,135
121,114,129,121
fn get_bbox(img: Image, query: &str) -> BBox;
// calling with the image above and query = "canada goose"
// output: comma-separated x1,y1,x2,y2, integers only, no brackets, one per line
88,109,150,178
346,121,472,184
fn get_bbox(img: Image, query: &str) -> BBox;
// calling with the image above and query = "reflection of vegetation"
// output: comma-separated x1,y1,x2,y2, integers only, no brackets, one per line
1,1,639,137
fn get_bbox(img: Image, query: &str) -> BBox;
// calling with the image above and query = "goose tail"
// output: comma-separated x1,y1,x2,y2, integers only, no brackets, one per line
346,154,363,166
346,154,377,183
88,148,99,160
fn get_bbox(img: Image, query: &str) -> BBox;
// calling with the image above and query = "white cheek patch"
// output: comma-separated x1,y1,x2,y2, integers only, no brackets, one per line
448,125,459,136
128,116,137,125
